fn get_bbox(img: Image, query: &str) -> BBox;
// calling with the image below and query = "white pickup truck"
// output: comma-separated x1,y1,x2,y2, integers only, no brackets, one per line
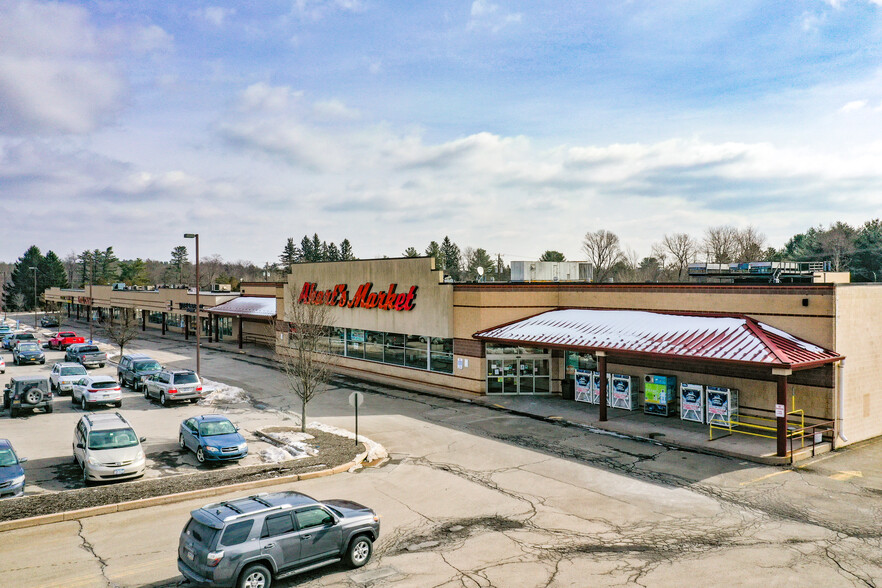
49,362,88,396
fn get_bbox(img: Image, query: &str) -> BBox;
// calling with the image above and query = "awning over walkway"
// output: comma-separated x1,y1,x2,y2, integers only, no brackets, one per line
473,309,842,370
207,297,277,319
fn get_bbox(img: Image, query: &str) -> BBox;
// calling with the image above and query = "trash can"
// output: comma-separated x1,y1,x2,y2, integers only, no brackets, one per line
561,378,575,400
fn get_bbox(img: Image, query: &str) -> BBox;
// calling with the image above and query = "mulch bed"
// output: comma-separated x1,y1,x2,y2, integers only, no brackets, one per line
0,428,364,522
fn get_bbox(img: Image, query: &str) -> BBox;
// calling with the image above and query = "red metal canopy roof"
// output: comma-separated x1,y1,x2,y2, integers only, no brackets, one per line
473,309,842,370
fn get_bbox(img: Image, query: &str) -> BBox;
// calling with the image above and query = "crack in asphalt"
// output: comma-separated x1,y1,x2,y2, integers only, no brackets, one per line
76,519,115,587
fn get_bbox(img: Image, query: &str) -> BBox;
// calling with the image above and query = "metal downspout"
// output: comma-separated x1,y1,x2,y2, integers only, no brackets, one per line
837,360,847,443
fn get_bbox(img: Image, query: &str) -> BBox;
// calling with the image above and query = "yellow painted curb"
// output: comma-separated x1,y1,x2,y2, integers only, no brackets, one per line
0,459,359,533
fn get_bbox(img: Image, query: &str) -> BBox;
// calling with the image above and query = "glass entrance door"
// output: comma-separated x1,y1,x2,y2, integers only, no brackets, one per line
487,352,551,395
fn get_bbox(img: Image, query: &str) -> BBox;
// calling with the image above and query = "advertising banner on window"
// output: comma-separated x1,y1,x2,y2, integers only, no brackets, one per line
574,369,592,403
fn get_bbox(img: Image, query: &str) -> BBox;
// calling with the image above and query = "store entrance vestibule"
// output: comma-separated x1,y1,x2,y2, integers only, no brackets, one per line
486,345,551,395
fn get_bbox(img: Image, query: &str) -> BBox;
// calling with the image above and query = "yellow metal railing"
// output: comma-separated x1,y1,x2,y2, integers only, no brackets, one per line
709,410,805,443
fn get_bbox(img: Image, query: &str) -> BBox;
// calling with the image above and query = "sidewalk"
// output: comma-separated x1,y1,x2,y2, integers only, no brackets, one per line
64,316,813,466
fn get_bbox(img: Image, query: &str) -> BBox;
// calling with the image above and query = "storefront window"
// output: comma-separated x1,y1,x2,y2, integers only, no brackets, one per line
346,329,365,359
218,317,233,337
384,333,405,365
486,347,551,395
328,328,345,356
405,335,428,369
429,338,453,374
364,331,384,362
148,311,163,325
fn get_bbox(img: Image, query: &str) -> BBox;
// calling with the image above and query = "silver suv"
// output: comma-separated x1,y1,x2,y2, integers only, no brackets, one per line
144,369,206,406
177,491,380,587
72,412,146,485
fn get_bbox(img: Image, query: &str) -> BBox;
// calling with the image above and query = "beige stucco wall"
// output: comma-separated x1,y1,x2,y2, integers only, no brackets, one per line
834,285,882,445
44,286,238,315
286,257,453,338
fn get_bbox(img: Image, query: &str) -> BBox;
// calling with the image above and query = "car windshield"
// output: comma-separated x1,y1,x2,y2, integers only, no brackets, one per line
199,421,237,436
88,429,139,450
17,334,34,340
58,333,76,338
134,361,160,372
18,343,39,352
175,374,199,384
90,381,118,390
0,448,19,467
61,367,87,376
79,346,99,353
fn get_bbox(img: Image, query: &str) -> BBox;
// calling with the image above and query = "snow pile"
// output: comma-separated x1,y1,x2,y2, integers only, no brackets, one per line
259,446,295,463
258,430,318,460
198,379,249,406
307,421,388,466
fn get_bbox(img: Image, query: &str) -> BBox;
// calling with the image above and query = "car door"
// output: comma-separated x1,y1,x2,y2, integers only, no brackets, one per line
182,419,198,451
51,365,59,387
72,378,86,402
73,421,87,465
293,507,342,565
259,512,302,571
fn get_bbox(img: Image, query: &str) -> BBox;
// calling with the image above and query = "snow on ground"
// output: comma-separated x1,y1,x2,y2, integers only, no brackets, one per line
258,430,318,460
308,421,389,465
259,446,296,463
198,379,249,405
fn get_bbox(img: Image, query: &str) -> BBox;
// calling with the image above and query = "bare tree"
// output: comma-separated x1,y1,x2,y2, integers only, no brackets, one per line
275,286,338,432
583,230,625,282
100,308,140,358
703,226,738,263
43,301,66,329
733,226,766,263
9,292,26,312
656,233,698,280
818,221,856,271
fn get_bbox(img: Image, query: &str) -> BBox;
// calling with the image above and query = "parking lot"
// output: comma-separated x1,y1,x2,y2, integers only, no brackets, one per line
0,319,301,496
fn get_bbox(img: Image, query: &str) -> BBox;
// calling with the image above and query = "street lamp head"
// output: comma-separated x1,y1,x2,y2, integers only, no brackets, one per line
184,233,197,238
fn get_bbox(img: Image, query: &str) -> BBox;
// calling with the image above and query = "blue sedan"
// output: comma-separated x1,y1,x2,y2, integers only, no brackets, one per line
179,415,247,464
0,439,27,498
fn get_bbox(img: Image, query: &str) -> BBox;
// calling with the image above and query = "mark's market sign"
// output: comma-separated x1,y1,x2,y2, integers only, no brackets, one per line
298,282,417,311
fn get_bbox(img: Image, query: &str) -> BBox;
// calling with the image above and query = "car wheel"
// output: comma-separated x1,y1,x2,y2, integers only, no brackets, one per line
347,535,373,568
25,389,42,405
237,564,272,588
114,401,121,408
160,392,168,407
81,397,88,411
50,380,57,392
71,394,78,406
144,387,150,400
82,467,91,486
179,434,187,451
45,404,53,414
196,447,205,463
40,359,45,364
10,407,18,418
99,364,105,368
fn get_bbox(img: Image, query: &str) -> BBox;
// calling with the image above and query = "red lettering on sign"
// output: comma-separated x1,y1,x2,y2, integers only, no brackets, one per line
299,281,417,312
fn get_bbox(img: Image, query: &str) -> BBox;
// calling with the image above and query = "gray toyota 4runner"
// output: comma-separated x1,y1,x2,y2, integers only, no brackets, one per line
178,491,380,588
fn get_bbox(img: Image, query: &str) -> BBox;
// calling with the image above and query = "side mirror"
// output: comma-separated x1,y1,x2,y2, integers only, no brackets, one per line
76,443,85,449
139,437,146,443
18,457,28,464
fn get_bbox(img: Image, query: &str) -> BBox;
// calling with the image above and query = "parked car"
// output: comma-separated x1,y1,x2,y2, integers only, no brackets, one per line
12,341,45,365
144,369,206,406
49,362,89,396
48,331,85,350
72,412,146,484
0,325,13,337
177,491,380,588
64,344,107,368
3,376,53,418
0,356,4,374
179,415,247,464
71,375,123,410
40,315,59,328
0,439,27,498
3,332,38,350
117,354,162,391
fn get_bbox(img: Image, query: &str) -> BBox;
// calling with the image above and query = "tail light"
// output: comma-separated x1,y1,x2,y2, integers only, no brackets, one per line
168,388,178,394
196,386,203,392
206,550,224,567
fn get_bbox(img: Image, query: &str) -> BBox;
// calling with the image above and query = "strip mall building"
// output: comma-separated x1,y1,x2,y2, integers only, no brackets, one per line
280,257,880,458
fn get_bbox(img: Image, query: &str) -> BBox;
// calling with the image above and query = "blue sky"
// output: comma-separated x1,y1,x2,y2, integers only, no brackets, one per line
2,0,882,265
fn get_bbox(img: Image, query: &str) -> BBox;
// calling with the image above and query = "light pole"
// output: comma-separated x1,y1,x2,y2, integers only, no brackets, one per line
29,266,37,328
184,233,200,376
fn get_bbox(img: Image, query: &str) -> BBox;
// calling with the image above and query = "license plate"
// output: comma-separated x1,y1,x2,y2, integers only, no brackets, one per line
186,549,194,561
101,395,109,399
114,468,124,474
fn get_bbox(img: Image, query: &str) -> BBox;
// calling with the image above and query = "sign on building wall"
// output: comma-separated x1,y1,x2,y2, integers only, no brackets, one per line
298,282,418,311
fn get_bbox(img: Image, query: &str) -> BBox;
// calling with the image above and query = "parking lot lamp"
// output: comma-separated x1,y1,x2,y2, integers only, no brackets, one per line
29,266,37,328
184,233,200,376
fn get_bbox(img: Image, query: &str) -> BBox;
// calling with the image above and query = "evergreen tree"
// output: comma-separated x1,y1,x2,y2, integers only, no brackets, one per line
321,241,330,261
311,234,322,262
403,247,419,257
853,219,882,281
2,245,43,311
99,246,119,284
327,242,340,261
339,238,355,260
300,235,314,262
170,245,190,283
91,249,103,284
539,250,566,262
465,248,495,281
279,238,300,272
425,241,443,270
76,250,93,287
40,251,69,291
440,236,462,281
118,259,149,285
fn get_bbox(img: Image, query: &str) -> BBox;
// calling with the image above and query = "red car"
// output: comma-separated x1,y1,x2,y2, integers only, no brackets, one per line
48,331,85,350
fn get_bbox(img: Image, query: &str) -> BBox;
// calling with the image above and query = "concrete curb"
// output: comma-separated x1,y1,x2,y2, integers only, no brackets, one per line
0,458,361,533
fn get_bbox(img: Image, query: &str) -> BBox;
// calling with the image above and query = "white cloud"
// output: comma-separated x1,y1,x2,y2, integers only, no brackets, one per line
468,0,522,32
199,7,236,27
128,24,174,53
292,0,367,19
239,83,304,113
0,0,126,134
312,99,361,120
840,99,868,112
